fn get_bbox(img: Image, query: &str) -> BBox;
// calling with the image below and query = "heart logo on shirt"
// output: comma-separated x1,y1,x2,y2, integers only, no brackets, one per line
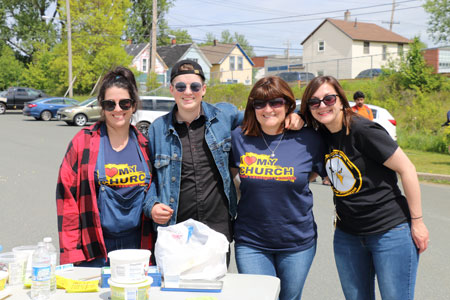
244,156,256,165
105,167,118,178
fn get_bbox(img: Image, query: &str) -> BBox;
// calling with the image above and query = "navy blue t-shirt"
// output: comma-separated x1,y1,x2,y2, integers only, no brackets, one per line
231,127,326,251
95,132,147,198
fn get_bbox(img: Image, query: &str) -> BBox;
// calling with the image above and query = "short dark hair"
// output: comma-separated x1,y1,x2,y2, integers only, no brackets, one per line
241,76,296,136
98,66,140,121
300,76,356,132
353,91,365,100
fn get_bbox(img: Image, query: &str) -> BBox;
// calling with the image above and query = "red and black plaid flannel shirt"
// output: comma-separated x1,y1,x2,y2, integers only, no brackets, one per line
56,122,154,264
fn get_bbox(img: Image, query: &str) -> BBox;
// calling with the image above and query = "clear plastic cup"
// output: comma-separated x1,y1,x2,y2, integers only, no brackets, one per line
12,245,37,283
0,252,26,285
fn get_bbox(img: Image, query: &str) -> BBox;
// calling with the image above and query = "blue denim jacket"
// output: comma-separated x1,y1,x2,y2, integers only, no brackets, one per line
143,101,243,226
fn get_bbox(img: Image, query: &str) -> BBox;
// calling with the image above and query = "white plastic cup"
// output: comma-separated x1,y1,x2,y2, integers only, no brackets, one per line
108,249,151,284
0,252,26,286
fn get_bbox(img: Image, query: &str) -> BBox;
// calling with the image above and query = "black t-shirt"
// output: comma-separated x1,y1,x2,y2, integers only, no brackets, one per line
323,116,410,235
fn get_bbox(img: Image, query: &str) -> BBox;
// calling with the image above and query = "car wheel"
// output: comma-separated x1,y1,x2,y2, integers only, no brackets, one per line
136,121,150,136
0,102,6,114
40,110,52,121
74,114,88,126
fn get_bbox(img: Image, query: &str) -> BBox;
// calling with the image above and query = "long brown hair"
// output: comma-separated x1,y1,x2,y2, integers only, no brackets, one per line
300,76,355,132
242,76,296,136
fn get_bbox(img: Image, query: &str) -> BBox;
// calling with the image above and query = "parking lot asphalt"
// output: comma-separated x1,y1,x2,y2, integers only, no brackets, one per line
1,112,450,299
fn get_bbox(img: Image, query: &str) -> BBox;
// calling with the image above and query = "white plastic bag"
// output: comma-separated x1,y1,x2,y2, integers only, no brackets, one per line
155,219,229,280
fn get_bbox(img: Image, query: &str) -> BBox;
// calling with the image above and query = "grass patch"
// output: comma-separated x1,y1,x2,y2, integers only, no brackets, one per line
404,149,450,175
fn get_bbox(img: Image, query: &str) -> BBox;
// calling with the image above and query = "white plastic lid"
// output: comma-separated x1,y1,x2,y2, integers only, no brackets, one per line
43,237,52,243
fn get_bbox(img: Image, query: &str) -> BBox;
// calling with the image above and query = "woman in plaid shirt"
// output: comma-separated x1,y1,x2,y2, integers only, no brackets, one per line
56,67,154,266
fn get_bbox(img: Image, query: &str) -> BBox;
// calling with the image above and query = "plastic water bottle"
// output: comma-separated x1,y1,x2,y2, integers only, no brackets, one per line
31,242,51,300
43,237,57,294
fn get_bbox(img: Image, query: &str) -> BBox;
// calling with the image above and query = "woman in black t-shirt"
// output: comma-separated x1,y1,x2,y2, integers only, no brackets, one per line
300,76,429,300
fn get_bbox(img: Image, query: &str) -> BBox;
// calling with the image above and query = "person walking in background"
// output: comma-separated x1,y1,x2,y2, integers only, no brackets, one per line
230,76,326,300
143,60,302,247
301,76,429,300
56,67,154,266
351,91,373,121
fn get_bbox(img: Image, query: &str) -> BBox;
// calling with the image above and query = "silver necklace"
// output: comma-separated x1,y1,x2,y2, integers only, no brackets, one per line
261,131,285,158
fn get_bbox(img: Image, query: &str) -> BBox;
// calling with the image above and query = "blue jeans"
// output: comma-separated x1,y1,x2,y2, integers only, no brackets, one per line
235,242,316,300
78,230,141,268
334,223,419,300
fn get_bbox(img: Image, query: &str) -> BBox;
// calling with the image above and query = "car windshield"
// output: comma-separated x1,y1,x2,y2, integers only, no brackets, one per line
80,98,97,106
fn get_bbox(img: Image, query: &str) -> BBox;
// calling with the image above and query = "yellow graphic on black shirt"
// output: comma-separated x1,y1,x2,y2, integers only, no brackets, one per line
239,152,296,182
325,150,362,197
99,163,146,188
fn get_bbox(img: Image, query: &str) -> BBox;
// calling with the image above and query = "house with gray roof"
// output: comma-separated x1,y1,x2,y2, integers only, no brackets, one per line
301,12,412,79
157,43,212,83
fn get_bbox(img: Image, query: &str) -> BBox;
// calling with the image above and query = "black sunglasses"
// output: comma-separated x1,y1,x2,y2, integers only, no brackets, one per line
253,98,286,110
307,94,338,110
101,99,135,112
173,82,203,93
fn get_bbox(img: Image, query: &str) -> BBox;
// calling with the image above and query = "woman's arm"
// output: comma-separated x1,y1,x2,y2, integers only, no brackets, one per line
56,141,86,264
383,147,429,254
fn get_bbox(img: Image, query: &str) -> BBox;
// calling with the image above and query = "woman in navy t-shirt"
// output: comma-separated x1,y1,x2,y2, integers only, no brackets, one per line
230,76,325,300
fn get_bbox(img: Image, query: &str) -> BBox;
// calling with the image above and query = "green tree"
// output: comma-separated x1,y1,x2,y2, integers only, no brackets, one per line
126,0,174,44
0,0,58,63
0,42,24,90
21,43,62,93
54,0,133,94
384,37,443,92
146,71,161,91
424,0,450,44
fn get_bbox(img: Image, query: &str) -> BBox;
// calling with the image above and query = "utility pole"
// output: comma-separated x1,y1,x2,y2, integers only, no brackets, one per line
149,0,157,73
389,0,396,31
66,0,73,97
284,40,290,72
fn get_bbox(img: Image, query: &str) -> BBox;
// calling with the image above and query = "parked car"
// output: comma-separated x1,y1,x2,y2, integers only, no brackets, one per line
0,87,48,114
276,72,315,83
56,97,101,126
22,97,79,121
349,101,397,140
355,68,383,79
131,96,176,136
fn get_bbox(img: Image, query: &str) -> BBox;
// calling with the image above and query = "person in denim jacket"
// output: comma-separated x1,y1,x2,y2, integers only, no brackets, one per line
143,60,302,244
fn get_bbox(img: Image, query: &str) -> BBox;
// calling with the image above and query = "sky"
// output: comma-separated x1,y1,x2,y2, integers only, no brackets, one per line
165,0,438,57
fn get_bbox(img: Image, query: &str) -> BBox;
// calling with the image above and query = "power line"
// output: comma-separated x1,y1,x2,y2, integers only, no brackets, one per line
170,0,421,28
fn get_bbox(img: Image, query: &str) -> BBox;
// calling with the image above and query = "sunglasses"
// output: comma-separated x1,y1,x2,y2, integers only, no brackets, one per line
173,82,203,93
101,99,135,112
253,98,286,110
307,94,338,110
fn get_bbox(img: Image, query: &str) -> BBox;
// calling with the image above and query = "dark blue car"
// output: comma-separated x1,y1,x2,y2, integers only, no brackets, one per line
23,97,79,121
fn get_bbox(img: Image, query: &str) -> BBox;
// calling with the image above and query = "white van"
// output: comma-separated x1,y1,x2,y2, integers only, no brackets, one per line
132,96,175,136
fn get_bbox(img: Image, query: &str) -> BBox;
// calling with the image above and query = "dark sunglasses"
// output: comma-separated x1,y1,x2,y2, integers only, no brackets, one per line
307,94,338,110
173,82,203,93
253,98,286,110
101,99,135,112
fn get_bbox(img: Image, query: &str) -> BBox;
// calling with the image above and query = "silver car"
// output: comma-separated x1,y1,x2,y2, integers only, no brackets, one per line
57,97,101,126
